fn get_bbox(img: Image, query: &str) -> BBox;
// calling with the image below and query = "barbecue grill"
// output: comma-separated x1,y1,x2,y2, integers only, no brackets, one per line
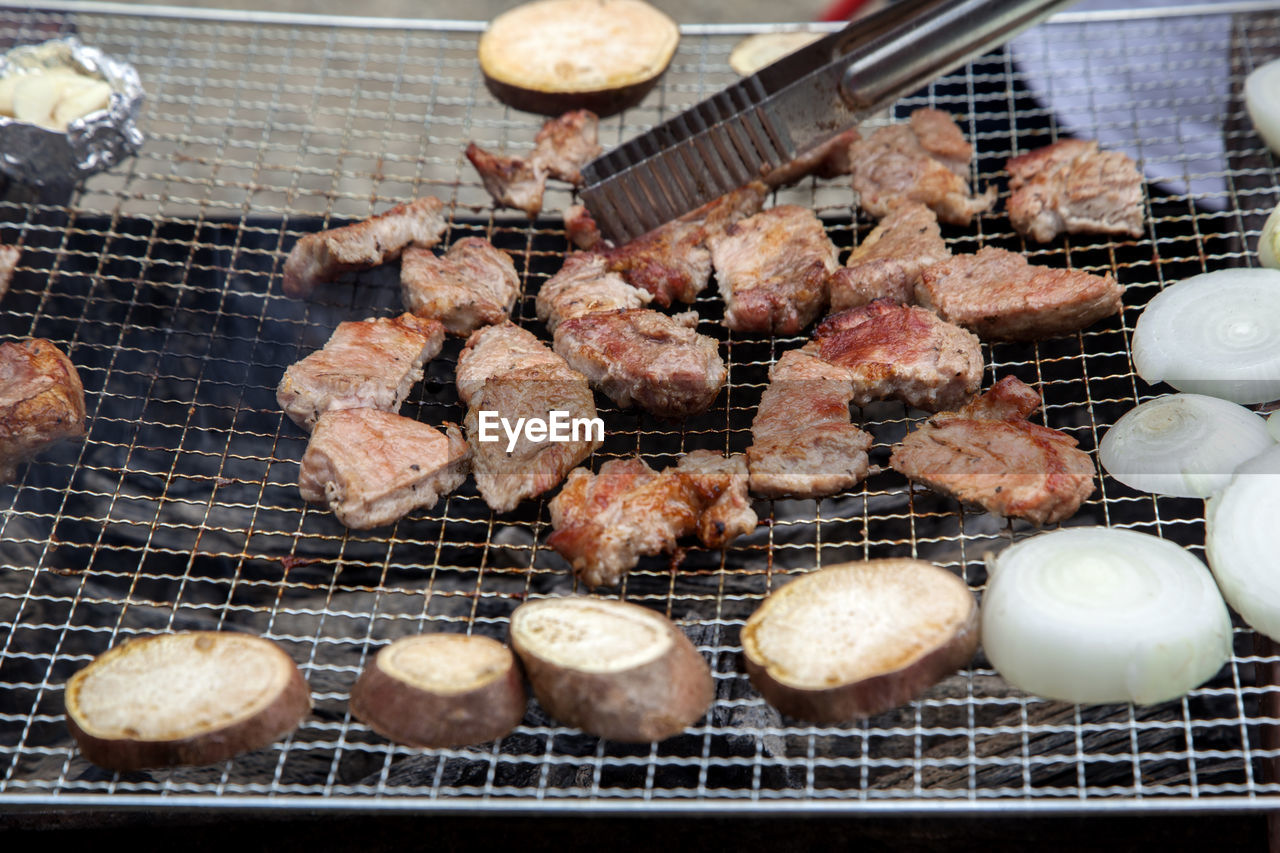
1,0,1278,815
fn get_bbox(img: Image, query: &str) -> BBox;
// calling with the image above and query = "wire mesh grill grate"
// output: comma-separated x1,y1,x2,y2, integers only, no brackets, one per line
1,0,1279,813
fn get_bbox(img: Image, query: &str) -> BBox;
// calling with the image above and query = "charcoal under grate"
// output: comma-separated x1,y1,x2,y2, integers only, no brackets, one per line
0,0,1278,813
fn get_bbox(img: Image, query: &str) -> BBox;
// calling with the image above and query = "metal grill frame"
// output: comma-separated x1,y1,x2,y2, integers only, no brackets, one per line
0,0,1279,816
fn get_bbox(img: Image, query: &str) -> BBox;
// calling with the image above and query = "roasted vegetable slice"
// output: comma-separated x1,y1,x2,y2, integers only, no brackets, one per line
350,634,526,748
743,560,979,723
478,0,679,117
65,632,311,770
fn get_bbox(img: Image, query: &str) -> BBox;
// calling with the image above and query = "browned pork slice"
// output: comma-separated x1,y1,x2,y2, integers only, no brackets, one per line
848,112,995,226
761,127,863,188
467,110,602,218
601,182,767,307
466,143,546,218
709,204,839,334
827,202,949,311
916,246,1123,342
282,197,447,298
810,300,983,413
0,244,19,302
532,109,602,184
910,108,973,177
277,313,445,432
564,204,604,250
1006,139,1145,243
401,238,520,336
889,376,1096,525
298,408,470,529
535,251,650,332
553,309,726,417
457,322,602,513
746,349,872,499
454,320,565,405
0,338,86,483
546,450,756,589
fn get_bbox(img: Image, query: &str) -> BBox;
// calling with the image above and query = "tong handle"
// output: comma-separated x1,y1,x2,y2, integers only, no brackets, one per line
833,0,1078,110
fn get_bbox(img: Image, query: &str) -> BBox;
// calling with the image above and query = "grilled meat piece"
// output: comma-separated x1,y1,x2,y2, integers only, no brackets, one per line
401,237,520,336
910,108,973,177
1006,139,1145,243
282,197,447,298
746,349,872,499
676,451,758,548
957,373,1041,420
532,109,602,184
553,309,726,417
916,246,1123,341
466,143,546,218
0,338,86,483
298,409,470,529
601,182,767,307
564,204,605,251
535,252,650,333
811,300,983,413
467,110,602,218
848,111,996,226
889,376,1095,525
763,127,863,187
0,244,19,302
547,450,756,589
709,204,839,334
277,313,444,432
457,322,602,513
454,320,565,405
827,202,949,311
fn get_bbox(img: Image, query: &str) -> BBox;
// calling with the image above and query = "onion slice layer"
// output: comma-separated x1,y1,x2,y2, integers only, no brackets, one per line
1131,268,1280,404
1206,448,1280,641
1246,57,1280,157
1098,393,1274,498
982,526,1232,706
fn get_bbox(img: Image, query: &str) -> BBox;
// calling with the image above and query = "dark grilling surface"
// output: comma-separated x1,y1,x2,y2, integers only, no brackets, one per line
0,1,1276,811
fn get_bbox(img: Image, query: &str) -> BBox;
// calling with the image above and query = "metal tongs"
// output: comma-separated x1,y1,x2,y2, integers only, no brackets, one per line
580,0,1077,243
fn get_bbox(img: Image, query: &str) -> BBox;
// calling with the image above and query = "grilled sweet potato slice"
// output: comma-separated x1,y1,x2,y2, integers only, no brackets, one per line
509,597,713,742
350,634,526,748
478,0,679,117
743,560,978,723
65,632,311,770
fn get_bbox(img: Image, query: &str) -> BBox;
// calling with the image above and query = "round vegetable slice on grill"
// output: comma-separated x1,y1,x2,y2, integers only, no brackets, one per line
478,0,679,117
1246,57,1280,156
509,596,713,742
1130,268,1280,404
728,31,823,76
350,634,526,748
1258,204,1280,269
741,560,979,723
982,527,1232,706
65,631,311,771
1205,445,1280,643
1098,393,1274,499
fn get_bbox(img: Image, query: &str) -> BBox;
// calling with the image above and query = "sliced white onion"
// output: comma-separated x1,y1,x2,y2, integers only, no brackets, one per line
1259,205,1280,269
1246,57,1280,156
982,526,1232,706
1131,268,1280,404
1098,393,1274,498
1270,410,1280,443
1236,441,1280,476
1206,452,1280,641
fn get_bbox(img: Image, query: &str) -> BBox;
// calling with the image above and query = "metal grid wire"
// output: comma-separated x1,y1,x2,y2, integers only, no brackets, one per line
0,0,1278,814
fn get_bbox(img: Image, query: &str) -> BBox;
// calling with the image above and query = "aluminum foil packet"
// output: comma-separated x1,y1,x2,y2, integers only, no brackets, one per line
0,38,144,188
